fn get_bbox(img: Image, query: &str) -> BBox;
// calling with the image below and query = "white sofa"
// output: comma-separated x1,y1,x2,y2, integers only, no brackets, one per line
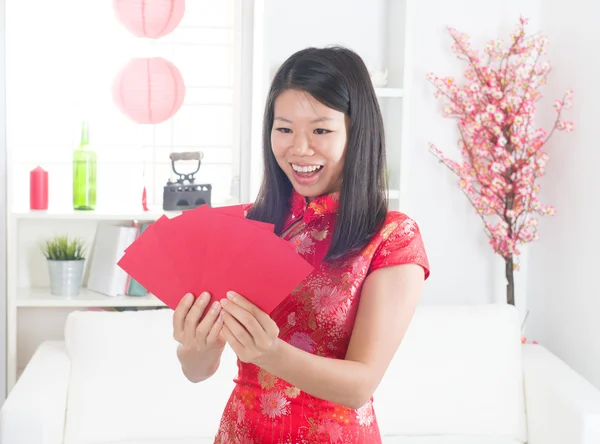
1,304,599,444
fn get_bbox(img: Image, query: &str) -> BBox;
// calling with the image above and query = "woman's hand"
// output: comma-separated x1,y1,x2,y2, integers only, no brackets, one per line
173,292,225,382
219,291,280,366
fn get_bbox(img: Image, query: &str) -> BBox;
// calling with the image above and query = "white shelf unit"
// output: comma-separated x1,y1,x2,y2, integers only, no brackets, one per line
6,209,176,390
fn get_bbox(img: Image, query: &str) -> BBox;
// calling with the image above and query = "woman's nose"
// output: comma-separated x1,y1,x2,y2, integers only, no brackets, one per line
292,133,314,155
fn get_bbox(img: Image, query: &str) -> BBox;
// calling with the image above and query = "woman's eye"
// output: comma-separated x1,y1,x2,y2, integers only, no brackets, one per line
314,128,331,135
276,127,292,134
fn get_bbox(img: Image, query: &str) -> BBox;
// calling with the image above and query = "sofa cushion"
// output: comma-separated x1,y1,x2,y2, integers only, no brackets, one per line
374,304,527,442
62,308,239,444
61,305,528,443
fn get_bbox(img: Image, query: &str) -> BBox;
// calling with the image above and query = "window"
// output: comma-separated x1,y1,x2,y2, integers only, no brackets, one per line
6,0,242,210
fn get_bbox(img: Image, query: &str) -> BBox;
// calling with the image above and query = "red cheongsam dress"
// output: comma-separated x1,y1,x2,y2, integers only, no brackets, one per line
214,190,430,444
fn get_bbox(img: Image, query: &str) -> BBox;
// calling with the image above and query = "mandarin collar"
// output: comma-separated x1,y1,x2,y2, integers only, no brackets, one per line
290,189,340,224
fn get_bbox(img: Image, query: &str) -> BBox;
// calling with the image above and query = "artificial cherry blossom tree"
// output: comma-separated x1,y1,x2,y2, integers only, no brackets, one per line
427,17,574,305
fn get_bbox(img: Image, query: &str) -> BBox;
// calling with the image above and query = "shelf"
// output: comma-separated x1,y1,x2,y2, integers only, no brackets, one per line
16,287,166,308
375,87,404,98
10,201,239,221
11,206,178,221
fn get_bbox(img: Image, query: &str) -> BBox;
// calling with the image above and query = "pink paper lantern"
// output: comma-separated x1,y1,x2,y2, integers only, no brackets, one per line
112,57,186,124
112,0,185,39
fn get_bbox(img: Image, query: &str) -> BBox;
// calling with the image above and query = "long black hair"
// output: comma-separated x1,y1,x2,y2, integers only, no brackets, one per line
247,46,388,261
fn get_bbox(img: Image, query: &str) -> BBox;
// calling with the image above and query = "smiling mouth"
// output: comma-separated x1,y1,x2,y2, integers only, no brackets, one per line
291,164,323,173
290,163,323,184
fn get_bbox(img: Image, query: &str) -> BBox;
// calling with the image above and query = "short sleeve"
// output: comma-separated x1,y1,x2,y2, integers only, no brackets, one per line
369,213,430,279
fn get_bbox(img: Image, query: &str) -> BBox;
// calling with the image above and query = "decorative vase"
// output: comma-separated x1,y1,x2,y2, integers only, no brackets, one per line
47,260,85,296
73,121,97,210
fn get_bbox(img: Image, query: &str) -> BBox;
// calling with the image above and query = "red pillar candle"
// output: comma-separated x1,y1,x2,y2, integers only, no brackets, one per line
30,166,48,210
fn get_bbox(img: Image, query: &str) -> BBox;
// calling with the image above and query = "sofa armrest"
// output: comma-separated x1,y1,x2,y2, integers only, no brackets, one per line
523,343,600,444
0,341,71,444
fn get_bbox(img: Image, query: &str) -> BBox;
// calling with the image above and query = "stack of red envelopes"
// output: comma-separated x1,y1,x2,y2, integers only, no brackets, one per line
117,204,313,313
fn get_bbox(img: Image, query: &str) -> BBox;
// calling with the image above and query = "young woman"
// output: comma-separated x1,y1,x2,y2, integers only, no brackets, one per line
173,46,430,443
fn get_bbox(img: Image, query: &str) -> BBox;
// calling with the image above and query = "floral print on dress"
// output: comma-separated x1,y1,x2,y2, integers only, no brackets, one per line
311,286,347,315
289,331,316,352
260,391,290,418
355,403,375,427
214,190,430,443
290,231,315,255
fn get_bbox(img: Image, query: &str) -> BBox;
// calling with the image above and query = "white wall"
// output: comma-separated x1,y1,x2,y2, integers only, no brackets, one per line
526,0,600,389
404,0,541,311
263,0,542,312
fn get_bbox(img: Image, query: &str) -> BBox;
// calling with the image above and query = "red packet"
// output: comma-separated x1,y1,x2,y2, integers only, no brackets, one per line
182,204,243,219
220,228,314,313
200,212,266,300
211,204,245,218
118,216,188,310
189,204,275,232
180,206,274,297
118,205,296,312
153,213,205,294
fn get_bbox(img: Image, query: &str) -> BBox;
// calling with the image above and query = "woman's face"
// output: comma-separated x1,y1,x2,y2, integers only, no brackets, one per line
271,89,348,199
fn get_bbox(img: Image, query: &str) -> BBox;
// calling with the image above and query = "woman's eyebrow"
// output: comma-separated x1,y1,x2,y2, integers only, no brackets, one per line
274,116,334,123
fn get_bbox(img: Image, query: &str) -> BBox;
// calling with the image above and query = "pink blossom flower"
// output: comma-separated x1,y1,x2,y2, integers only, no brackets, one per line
427,17,573,264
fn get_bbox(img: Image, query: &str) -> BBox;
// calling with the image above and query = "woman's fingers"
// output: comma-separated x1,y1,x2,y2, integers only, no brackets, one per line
196,300,222,345
183,292,211,344
221,311,254,348
226,291,278,337
221,322,244,355
221,299,264,340
172,293,194,343
205,311,225,347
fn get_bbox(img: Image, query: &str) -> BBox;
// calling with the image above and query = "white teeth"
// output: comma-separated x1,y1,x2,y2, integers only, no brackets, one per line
292,164,322,173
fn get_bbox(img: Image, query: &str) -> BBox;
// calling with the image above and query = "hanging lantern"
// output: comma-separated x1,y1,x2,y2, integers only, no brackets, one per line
112,0,186,39
112,57,186,125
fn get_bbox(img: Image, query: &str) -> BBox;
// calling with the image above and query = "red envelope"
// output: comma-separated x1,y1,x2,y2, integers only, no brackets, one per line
199,212,271,299
183,204,275,233
222,227,313,313
154,213,203,293
210,204,245,218
183,203,242,219
118,216,188,309
118,205,312,313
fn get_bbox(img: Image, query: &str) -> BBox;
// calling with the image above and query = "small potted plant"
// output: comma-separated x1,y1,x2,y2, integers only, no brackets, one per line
40,235,86,296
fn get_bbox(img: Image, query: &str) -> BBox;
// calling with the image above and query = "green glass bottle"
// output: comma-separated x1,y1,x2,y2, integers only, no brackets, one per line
73,121,97,210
